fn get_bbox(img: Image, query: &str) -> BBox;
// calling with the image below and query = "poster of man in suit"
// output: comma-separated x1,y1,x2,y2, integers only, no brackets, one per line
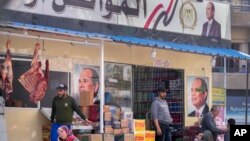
201,1,221,38
187,76,209,117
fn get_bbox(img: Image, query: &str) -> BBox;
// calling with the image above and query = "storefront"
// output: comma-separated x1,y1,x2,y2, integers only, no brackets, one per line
1,1,250,141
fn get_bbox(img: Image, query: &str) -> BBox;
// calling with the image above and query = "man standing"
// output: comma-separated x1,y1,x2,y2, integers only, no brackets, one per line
224,118,235,141
50,84,91,141
78,67,99,104
201,1,221,38
201,105,226,141
151,87,173,141
188,77,209,117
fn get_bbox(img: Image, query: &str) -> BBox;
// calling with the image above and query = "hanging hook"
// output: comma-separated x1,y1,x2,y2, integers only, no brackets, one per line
7,31,10,40
42,39,46,52
36,35,40,44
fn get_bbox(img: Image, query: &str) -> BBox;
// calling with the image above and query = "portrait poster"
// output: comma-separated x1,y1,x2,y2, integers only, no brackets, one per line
2,0,230,40
72,64,100,105
187,76,209,117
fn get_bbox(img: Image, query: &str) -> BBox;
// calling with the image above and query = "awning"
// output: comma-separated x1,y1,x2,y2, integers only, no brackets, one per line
1,21,250,60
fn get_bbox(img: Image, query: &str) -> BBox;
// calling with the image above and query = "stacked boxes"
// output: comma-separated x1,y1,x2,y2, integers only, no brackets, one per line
124,134,135,141
103,105,123,135
42,124,51,141
103,105,136,139
103,134,114,141
134,120,145,141
77,134,102,141
77,134,135,141
133,120,155,141
145,131,155,141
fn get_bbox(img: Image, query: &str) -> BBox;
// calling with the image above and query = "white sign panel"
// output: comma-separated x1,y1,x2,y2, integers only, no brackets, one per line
3,0,231,40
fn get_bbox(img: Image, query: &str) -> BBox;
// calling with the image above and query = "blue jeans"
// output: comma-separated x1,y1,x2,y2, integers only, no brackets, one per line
50,123,71,141
156,123,172,141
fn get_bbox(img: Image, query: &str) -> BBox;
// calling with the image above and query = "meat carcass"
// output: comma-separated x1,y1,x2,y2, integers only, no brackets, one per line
1,39,14,100
18,43,49,103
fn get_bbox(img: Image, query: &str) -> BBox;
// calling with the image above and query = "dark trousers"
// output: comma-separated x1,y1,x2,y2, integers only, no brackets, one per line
156,123,172,141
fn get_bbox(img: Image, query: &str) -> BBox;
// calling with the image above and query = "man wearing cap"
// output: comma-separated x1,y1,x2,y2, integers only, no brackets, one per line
50,84,91,141
151,87,173,141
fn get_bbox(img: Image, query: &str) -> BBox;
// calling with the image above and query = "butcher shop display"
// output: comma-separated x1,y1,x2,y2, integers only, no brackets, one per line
0,39,13,100
19,43,49,103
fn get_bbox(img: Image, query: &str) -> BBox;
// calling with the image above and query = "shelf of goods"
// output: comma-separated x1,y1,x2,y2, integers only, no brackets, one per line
133,66,184,141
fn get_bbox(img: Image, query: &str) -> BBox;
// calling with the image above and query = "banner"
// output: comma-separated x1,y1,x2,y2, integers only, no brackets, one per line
2,0,230,40
226,95,250,124
212,88,225,105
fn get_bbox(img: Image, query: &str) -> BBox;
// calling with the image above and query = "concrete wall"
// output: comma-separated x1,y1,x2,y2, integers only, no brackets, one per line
232,12,250,28
0,34,213,139
5,108,50,141
213,73,250,89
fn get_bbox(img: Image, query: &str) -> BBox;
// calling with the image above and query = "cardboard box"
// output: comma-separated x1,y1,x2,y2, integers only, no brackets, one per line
104,126,114,134
128,119,134,133
42,125,51,131
134,132,145,141
121,111,133,119
122,128,130,134
104,112,112,121
104,121,112,125
112,120,121,129
110,106,121,115
134,120,145,132
80,92,94,106
103,105,110,112
121,119,129,128
124,134,135,141
113,110,121,120
103,134,114,141
145,131,155,141
114,129,123,135
77,134,102,141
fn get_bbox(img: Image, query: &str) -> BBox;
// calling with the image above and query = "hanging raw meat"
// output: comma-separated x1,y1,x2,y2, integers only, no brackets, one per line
18,43,49,103
1,39,14,100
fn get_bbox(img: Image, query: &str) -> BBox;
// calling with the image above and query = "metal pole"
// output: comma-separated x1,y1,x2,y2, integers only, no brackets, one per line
224,57,227,107
223,57,227,122
245,60,249,125
0,31,101,47
99,39,104,133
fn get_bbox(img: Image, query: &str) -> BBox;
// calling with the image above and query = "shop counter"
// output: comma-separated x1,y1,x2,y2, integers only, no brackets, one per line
40,107,93,131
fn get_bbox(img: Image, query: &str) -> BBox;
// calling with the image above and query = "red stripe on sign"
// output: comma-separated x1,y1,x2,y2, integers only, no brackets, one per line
144,4,163,29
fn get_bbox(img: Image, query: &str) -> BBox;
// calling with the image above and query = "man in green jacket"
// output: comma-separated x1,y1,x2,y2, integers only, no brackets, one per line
50,84,91,141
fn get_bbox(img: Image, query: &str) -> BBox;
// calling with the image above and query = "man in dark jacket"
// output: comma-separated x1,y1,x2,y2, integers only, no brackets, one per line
50,84,91,141
224,118,235,141
201,105,226,141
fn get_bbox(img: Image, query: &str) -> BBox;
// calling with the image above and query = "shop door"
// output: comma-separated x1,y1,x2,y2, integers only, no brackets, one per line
133,66,184,141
